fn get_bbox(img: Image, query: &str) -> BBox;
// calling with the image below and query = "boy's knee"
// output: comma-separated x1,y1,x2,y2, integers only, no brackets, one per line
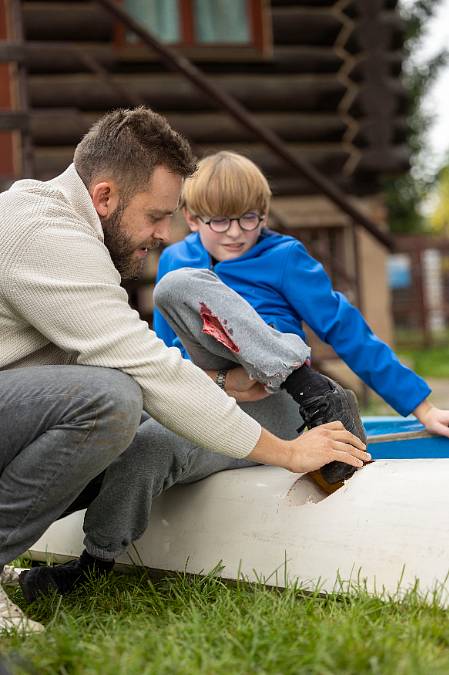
154,268,215,310
154,269,189,309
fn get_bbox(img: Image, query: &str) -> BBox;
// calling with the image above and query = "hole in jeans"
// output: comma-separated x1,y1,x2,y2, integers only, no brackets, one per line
199,302,240,353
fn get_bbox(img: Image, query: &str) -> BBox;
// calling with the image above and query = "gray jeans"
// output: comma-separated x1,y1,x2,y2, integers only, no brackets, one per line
0,365,142,567
0,364,256,566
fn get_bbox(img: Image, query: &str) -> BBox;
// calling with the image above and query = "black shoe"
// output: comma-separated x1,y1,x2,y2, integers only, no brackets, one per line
297,376,367,491
19,551,114,603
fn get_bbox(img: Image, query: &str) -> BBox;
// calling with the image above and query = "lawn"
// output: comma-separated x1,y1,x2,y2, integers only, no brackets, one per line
2,568,449,674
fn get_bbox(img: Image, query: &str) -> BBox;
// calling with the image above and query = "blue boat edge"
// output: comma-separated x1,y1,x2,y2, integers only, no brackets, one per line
362,415,449,459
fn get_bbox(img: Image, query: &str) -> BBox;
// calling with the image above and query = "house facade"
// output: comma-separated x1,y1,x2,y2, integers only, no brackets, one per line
1,0,408,390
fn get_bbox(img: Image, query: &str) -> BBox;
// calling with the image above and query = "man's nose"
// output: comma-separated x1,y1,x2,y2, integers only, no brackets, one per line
154,218,171,242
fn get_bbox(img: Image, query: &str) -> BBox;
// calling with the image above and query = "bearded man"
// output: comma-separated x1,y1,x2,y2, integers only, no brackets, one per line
0,107,368,633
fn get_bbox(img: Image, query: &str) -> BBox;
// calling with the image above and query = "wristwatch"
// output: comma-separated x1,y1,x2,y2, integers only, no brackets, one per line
215,369,228,390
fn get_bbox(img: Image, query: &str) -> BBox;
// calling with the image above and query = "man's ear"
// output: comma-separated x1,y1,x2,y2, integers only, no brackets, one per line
183,207,200,232
90,180,119,218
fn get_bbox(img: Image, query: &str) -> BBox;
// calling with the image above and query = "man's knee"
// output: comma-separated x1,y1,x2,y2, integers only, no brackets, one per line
84,367,143,452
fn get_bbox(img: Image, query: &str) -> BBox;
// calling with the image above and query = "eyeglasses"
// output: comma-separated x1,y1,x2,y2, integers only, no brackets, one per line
198,212,264,233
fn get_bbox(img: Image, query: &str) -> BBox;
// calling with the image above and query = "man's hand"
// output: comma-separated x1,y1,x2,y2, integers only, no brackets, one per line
414,400,449,438
285,422,369,473
248,421,370,474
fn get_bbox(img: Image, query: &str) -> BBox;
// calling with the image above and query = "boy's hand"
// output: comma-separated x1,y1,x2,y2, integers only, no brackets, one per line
224,366,271,402
414,400,449,438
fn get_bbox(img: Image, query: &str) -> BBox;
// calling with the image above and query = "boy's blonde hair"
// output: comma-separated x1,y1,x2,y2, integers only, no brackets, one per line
182,151,271,217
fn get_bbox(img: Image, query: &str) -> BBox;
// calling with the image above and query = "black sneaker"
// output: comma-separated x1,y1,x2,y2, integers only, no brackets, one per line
297,376,367,491
19,552,113,603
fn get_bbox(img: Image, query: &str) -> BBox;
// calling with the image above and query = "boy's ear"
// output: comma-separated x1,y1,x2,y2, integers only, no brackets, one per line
183,207,200,232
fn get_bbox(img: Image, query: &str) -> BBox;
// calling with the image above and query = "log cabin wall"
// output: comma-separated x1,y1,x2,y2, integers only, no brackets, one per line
0,0,31,187
15,0,406,388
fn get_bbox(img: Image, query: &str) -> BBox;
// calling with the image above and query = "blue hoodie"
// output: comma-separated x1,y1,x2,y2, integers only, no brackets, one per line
153,228,430,417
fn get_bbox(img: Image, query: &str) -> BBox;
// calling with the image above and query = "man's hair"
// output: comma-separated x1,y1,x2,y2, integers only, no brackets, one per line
182,151,272,217
74,107,196,198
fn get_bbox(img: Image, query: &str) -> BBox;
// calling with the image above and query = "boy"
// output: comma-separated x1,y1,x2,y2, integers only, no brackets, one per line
153,151,449,492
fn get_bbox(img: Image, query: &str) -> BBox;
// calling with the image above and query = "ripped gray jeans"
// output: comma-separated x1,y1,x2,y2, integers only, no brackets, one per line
153,267,311,440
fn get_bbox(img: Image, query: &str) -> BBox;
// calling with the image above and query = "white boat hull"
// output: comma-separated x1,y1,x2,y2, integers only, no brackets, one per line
30,459,449,604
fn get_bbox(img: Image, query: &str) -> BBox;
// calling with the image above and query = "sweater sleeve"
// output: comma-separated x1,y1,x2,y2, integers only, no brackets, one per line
280,241,431,416
4,218,261,458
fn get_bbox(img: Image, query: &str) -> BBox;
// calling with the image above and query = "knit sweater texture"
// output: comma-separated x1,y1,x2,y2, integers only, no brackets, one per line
0,165,261,458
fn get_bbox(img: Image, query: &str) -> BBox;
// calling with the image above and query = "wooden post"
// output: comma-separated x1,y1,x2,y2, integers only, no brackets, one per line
413,248,431,348
0,0,18,183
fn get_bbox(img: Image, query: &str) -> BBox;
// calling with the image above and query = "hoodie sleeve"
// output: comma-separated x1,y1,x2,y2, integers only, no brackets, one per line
280,241,431,416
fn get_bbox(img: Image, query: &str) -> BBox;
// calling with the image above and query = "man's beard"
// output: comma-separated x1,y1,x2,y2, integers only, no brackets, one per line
101,202,151,279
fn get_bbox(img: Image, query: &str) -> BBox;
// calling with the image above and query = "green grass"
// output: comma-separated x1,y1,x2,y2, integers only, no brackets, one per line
393,328,449,379
397,344,449,379
3,568,449,674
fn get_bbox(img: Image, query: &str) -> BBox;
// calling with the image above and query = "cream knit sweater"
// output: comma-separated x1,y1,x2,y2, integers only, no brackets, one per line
0,165,261,458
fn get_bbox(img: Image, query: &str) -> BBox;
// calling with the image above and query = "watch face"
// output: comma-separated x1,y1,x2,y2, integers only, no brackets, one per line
216,370,227,389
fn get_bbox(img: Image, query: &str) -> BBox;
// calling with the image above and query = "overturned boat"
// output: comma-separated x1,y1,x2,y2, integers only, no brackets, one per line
30,417,449,604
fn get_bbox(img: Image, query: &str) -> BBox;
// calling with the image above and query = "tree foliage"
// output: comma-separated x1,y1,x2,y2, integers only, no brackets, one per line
429,163,449,232
384,0,448,233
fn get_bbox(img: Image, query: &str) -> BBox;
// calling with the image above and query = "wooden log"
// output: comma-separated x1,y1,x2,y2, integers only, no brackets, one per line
23,2,112,42
271,7,343,46
30,108,89,144
28,165,349,199
29,157,402,198
32,141,349,175
23,42,116,73
22,42,344,76
252,45,343,73
28,73,347,112
175,46,344,75
30,109,348,145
